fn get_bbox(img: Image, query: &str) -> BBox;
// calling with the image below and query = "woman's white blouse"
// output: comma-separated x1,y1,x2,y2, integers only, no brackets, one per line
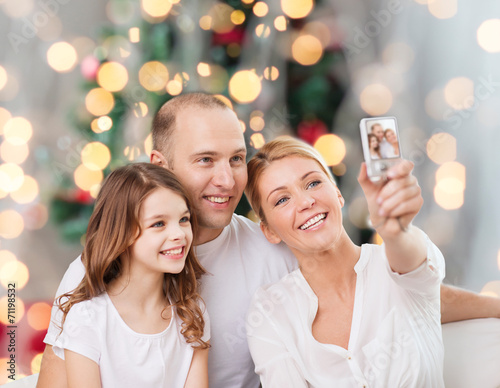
246,238,445,388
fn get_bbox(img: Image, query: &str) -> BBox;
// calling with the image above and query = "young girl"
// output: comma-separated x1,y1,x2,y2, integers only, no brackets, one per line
245,137,445,387
53,163,210,388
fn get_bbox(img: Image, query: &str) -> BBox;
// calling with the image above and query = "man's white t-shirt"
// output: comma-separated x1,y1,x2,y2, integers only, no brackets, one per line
247,238,445,388
44,214,297,388
51,293,210,388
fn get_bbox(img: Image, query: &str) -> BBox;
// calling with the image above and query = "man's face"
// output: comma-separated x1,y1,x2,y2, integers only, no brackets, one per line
372,124,384,141
167,107,247,244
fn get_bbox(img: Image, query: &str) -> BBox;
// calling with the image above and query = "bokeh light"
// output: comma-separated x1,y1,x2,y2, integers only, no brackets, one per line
47,42,78,73
3,117,33,145
133,102,149,118
281,0,314,19
10,175,39,204
0,66,7,90
97,62,129,92
444,77,474,110
0,141,29,164
253,2,269,17
303,21,331,48
477,19,500,53
81,142,111,171
23,203,49,231
0,210,24,239
359,84,393,115
426,133,456,165
0,163,25,193
274,16,288,31
166,79,183,95
31,353,44,374
0,107,12,136
141,0,172,18
129,27,141,43
124,146,141,161
263,66,280,81
0,260,29,289
255,24,271,38
74,164,104,191
27,302,52,331
292,35,323,66
197,62,211,77
139,61,169,91
85,88,115,116
144,133,153,156
428,0,457,19
209,3,235,34
214,94,233,109
0,296,25,325
229,70,262,103
231,10,246,25
1,0,35,18
250,133,265,149
314,134,346,166
97,116,113,132
480,280,500,297
434,161,466,210
250,116,265,132
199,15,212,30
0,251,17,274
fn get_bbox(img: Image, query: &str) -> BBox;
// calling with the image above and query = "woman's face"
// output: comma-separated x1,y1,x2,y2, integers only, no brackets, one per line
257,156,345,256
369,135,379,150
385,130,397,144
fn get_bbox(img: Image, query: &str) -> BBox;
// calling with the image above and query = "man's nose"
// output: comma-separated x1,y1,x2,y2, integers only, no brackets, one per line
212,162,235,189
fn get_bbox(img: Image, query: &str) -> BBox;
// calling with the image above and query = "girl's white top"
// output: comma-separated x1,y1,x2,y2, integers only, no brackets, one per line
53,293,209,388
247,236,445,388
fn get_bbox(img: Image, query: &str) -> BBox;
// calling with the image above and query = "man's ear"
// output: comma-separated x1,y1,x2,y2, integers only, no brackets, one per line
151,150,170,169
336,187,345,208
260,222,282,244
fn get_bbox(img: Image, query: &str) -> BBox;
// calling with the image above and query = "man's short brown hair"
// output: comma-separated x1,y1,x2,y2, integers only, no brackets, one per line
152,93,229,167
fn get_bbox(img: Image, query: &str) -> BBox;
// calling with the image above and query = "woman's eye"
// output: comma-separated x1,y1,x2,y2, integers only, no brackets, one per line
275,197,288,206
307,180,321,189
180,216,190,223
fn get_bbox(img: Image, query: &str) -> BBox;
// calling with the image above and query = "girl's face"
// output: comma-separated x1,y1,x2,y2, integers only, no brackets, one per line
257,156,345,257
369,135,379,150
129,187,193,276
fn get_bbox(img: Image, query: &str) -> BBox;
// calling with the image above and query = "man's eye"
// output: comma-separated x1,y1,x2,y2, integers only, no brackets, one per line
200,157,212,163
180,216,190,223
231,155,243,162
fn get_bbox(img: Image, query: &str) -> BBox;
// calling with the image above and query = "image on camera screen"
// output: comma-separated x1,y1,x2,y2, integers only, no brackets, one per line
365,118,400,160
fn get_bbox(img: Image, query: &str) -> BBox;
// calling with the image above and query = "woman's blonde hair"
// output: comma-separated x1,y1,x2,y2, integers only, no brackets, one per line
58,163,209,349
246,136,335,223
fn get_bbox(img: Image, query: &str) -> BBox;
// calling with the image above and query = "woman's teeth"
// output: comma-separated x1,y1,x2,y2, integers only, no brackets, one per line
300,214,326,230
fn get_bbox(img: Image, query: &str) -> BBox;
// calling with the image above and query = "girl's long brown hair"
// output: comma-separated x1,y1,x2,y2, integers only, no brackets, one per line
58,163,209,348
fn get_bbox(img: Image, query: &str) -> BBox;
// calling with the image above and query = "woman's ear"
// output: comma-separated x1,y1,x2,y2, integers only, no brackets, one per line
260,222,282,244
151,150,170,169
336,187,345,208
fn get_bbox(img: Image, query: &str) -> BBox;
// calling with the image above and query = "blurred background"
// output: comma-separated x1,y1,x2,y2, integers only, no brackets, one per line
1,0,499,381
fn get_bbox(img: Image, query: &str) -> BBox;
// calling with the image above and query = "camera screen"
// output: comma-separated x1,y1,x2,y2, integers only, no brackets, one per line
365,118,400,160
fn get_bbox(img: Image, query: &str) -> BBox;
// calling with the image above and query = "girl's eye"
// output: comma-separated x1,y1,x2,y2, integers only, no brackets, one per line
275,197,288,206
307,180,321,189
180,216,190,223
152,221,164,228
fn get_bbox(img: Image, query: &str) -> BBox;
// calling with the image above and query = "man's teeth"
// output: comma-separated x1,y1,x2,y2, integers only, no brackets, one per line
162,248,182,255
207,196,229,203
300,214,326,230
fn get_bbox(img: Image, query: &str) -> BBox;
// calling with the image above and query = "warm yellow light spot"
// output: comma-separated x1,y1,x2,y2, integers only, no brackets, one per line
47,42,78,73
0,107,12,136
0,296,25,324
436,161,466,191
85,88,115,116
250,116,265,132
314,134,346,166
303,21,330,48
255,24,271,38
10,175,39,204
97,62,129,92
141,0,172,18
242,0,254,3
31,353,44,374
428,0,457,19
0,66,7,91
444,77,474,110
3,117,33,145
74,164,104,191
231,10,246,25
144,133,153,156
210,3,235,34
372,233,384,245
133,102,149,118
214,95,233,109
97,116,113,132
175,72,190,85
0,141,29,164
427,133,456,165
254,1,269,17
360,84,393,115
477,19,500,53
480,281,500,297
281,0,314,19
250,133,266,149
382,42,415,73
197,62,211,77
0,251,17,278
124,146,141,161
81,142,111,171
292,34,323,66
0,163,25,193
0,259,29,289
274,15,288,31
331,163,346,176
434,184,464,210
23,204,49,231
165,80,181,96
90,184,101,199
239,120,246,133
199,15,212,30
27,302,52,331
139,61,169,92
229,70,262,104
129,27,140,43
263,66,279,81
90,119,102,134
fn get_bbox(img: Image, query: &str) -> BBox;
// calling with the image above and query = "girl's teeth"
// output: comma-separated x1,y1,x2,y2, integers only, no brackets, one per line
163,248,182,255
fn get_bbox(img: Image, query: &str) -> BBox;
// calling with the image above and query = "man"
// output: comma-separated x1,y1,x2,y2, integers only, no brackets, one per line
38,93,500,388
371,123,393,158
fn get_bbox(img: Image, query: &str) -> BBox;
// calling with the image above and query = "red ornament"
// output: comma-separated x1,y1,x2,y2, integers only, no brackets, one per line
212,28,245,46
297,119,328,145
